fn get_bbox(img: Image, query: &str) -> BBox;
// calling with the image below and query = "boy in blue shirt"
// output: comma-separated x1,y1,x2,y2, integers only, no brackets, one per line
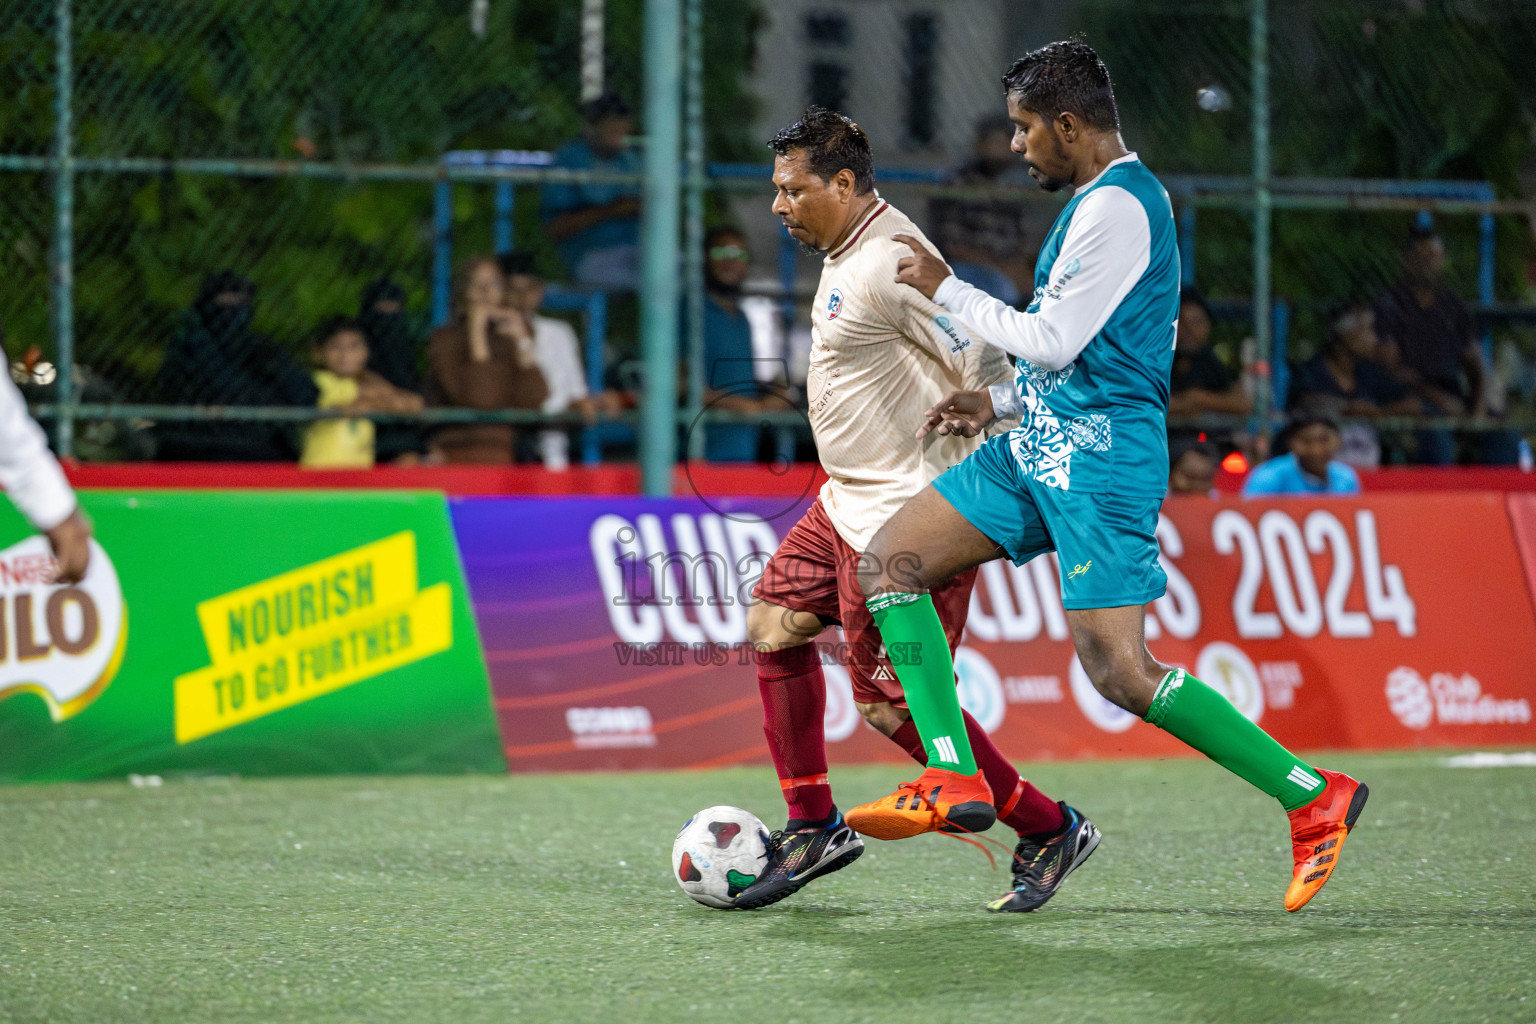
1243,413,1361,496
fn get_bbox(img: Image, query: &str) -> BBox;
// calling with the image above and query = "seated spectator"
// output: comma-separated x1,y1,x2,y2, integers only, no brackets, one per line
1169,287,1252,419
1374,224,1516,464
1291,301,1417,418
500,252,597,471
427,257,549,464
1168,440,1221,496
541,93,641,290
155,271,319,461
927,117,1036,307
1289,300,1420,467
1242,413,1360,497
1374,225,1481,420
690,227,776,462
356,277,426,463
301,316,423,469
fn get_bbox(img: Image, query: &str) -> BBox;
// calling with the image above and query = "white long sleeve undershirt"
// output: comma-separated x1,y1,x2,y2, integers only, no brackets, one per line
0,371,77,531
932,175,1152,374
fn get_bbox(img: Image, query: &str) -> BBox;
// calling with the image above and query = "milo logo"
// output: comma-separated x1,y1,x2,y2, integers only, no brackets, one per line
0,536,127,720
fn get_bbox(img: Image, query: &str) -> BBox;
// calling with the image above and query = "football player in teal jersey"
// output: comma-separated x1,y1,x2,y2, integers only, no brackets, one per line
842,40,1369,914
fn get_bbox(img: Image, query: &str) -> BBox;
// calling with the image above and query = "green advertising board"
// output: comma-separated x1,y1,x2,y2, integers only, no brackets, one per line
0,491,505,781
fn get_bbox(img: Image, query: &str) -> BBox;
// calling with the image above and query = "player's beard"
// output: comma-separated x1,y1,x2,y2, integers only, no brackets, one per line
1027,129,1074,192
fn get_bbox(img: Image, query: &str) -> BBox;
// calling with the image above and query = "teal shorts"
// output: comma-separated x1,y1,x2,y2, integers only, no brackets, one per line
932,434,1167,610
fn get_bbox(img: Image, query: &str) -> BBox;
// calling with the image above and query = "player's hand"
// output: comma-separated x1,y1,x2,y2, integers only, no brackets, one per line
917,389,994,439
45,508,92,584
893,234,952,301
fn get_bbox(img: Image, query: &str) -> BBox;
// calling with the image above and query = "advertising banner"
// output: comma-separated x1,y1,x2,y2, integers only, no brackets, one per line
0,491,503,781
454,493,1536,773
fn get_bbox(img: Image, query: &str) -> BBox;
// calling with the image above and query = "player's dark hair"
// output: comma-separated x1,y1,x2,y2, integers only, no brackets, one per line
767,107,876,195
1002,39,1120,133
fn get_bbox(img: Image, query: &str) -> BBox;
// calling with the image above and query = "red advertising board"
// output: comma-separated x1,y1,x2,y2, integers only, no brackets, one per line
451,494,1536,773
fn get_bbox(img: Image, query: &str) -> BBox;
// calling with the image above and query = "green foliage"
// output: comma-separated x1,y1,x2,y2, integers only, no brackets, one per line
0,0,763,398
1078,0,1533,330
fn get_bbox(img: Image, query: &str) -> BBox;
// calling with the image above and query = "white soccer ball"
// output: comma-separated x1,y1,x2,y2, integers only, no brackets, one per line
671,805,771,909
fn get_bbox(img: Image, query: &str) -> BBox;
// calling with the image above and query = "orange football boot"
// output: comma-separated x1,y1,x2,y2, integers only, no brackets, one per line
845,765,996,840
1284,768,1369,912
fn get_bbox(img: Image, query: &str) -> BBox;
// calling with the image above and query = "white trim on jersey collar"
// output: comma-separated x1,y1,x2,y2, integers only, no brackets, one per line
1072,151,1139,194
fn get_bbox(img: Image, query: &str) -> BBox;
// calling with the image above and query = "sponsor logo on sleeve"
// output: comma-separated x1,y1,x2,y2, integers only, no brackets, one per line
1044,257,1081,301
934,314,972,354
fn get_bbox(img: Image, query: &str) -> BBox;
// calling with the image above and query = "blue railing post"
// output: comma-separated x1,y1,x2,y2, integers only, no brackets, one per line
638,0,683,496
1178,204,1197,288
432,179,454,328
493,180,515,255
51,0,75,457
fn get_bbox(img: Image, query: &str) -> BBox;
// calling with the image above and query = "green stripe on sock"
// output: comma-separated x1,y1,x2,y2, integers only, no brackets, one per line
866,593,976,774
1144,670,1325,812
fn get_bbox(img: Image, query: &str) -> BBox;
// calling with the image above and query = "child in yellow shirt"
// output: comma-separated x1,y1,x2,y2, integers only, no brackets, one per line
301,317,424,468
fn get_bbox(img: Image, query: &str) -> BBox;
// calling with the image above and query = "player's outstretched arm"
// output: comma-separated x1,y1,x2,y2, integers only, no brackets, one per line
895,189,1152,371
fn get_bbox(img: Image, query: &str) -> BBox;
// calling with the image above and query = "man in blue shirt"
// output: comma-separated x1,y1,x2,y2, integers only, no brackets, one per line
837,40,1368,916
540,93,641,289
693,227,769,461
1244,413,1361,496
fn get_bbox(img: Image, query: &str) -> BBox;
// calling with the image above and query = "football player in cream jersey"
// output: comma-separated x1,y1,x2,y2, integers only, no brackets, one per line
734,108,1098,913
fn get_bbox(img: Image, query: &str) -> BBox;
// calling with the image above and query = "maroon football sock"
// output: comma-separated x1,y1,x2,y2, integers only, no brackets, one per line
757,643,833,824
889,714,1064,836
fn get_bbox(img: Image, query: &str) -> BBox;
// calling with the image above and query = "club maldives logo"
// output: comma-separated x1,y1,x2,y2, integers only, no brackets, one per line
1385,667,1531,730
0,536,127,721
826,289,844,319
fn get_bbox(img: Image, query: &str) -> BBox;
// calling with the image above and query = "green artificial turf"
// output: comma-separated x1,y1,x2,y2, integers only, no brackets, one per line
1,752,1533,1023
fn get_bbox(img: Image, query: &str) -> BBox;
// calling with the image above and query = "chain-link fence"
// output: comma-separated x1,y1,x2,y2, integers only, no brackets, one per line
3,0,1534,473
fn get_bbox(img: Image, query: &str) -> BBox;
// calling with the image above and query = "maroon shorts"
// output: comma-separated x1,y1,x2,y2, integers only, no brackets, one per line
752,497,976,706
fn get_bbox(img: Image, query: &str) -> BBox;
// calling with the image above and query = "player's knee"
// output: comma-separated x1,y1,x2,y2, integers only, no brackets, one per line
745,600,815,650
857,700,908,737
1079,647,1154,718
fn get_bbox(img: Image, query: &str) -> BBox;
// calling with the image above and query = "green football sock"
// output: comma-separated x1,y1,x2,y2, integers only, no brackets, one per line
866,592,976,775
1144,669,1325,812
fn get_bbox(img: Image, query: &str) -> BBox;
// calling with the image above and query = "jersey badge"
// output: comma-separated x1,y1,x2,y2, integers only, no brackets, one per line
827,289,844,319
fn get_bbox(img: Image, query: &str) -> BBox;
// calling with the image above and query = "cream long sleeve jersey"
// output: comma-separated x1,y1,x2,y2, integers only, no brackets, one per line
806,198,1011,551
0,371,77,532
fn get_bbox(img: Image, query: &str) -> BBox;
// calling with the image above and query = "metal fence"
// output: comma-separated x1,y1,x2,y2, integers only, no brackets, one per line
4,0,1535,490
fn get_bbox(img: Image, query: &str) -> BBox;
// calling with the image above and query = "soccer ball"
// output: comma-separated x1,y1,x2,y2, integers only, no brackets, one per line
671,806,771,909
